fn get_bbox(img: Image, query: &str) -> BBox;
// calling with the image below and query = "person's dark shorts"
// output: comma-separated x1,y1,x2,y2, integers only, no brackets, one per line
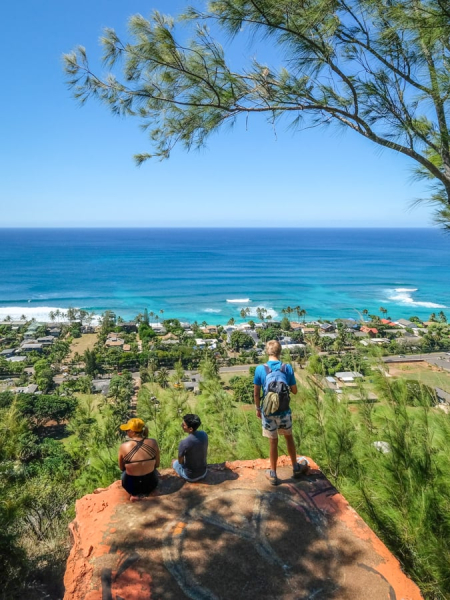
121,470,158,496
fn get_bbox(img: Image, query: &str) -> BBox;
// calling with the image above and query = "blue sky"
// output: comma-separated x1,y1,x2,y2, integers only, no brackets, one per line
1,0,434,227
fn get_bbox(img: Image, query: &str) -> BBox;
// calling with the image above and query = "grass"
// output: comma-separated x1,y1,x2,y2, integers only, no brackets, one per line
388,362,450,393
67,333,98,360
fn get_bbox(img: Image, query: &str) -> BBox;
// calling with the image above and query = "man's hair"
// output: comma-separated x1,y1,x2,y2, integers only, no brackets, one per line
265,340,281,358
183,413,202,431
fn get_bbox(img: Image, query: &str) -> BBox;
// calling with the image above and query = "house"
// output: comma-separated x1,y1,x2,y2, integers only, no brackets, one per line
335,319,359,329
92,379,111,395
105,333,125,348
194,339,217,350
380,319,396,327
10,383,38,394
117,321,137,333
360,326,378,337
105,338,125,348
369,338,390,345
289,322,303,330
21,343,44,353
335,371,363,382
302,328,316,335
396,318,415,329
81,325,96,334
37,336,54,346
353,331,368,339
0,348,16,358
319,333,337,340
183,381,201,394
201,325,218,335
319,323,335,332
281,343,306,351
6,355,27,363
162,333,179,341
48,327,61,337
179,322,191,330
123,344,131,352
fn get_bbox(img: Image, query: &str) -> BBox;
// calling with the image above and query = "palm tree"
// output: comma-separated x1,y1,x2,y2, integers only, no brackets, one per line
227,317,235,326
240,307,250,320
379,306,387,318
20,314,27,321
157,367,169,388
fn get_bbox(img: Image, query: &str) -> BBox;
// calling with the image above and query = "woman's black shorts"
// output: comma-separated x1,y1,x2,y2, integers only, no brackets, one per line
121,470,158,496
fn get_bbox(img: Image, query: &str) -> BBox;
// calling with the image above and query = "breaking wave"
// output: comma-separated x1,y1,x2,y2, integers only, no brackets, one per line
387,289,446,309
226,298,251,303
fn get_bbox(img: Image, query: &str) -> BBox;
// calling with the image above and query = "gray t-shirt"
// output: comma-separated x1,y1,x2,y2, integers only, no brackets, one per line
178,430,208,479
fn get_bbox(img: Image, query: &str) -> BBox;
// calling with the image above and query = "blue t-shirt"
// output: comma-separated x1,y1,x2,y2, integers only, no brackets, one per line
254,361,296,416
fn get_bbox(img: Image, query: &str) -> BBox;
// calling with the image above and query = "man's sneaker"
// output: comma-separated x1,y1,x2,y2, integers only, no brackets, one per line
293,457,310,479
265,469,279,486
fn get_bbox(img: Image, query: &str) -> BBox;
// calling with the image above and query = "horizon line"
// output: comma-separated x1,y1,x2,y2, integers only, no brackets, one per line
0,225,435,230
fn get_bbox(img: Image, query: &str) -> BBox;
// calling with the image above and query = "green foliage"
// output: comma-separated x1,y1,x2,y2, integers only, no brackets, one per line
34,359,54,392
229,330,254,350
65,2,450,226
280,317,291,331
292,378,450,598
139,322,156,344
0,390,14,409
16,394,78,428
307,352,369,376
137,384,189,467
84,348,99,375
229,375,254,404
258,327,280,343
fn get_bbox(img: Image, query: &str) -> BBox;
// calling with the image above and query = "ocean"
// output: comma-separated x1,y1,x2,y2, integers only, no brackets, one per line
0,228,449,324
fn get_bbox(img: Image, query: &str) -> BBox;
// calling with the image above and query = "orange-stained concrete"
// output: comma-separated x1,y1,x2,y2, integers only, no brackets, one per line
64,457,423,600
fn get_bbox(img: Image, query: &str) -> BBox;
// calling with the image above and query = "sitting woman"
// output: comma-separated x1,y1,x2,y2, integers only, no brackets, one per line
118,418,160,500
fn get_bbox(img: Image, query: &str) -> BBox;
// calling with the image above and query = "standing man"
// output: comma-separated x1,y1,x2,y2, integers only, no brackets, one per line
254,340,307,485
172,414,208,482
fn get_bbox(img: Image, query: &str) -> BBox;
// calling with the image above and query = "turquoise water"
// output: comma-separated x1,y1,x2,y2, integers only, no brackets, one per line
0,228,449,323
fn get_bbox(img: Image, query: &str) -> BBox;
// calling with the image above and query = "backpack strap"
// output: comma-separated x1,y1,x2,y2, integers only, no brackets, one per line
280,363,287,373
263,364,271,375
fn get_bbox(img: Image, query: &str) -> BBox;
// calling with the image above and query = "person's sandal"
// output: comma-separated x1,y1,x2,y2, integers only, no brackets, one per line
265,469,279,486
293,458,310,479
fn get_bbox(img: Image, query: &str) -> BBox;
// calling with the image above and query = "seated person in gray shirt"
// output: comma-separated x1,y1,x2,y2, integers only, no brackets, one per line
172,414,208,482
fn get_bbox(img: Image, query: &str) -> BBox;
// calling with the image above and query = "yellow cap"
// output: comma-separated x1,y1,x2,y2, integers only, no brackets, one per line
119,418,145,432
